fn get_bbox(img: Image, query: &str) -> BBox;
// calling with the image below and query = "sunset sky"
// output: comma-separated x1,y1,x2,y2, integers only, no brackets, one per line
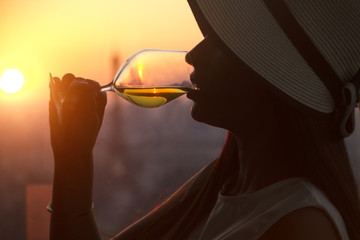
0,0,203,103
0,3,217,238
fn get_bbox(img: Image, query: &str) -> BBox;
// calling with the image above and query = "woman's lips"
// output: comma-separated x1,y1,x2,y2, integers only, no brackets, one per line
187,88,201,101
188,71,201,101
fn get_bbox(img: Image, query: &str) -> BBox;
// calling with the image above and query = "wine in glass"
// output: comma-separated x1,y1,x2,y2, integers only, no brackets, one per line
100,49,194,108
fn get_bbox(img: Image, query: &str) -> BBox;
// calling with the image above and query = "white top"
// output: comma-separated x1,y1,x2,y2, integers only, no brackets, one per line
188,178,349,240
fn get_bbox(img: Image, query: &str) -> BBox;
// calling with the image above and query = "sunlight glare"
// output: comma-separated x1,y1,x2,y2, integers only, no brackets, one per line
138,65,143,80
0,69,24,93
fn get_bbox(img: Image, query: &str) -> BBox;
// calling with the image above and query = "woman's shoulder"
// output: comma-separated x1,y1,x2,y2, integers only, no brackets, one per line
256,178,347,240
206,178,349,240
259,206,340,240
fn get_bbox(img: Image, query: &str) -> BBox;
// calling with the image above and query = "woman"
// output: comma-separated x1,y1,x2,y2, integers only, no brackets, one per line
48,0,360,239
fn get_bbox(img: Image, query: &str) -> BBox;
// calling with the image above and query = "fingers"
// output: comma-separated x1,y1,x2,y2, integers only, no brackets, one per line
51,73,97,97
49,73,106,123
96,88,107,125
84,79,107,110
63,80,92,114
62,73,75,81
53,76,60,84
49,75,62,125
49,73,75,92
60,73,75,91
62,77,105,115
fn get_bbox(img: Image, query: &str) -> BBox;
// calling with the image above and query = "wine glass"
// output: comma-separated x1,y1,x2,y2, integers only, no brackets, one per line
100,49,194,108
49,49,194,123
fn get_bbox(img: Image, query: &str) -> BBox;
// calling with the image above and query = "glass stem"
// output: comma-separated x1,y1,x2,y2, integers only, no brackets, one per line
100,82,113,92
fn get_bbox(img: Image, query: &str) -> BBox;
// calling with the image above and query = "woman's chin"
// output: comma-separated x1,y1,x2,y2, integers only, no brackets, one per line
190,102,203,122
188,91,207,122
190,99,236,132
190,102,220,127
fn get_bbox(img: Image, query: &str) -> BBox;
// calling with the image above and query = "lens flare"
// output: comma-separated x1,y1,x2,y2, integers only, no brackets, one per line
138,65,143,80
0,69,24,93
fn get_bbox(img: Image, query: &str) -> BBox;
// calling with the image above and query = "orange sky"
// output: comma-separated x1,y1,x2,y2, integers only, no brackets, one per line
0,0,203,103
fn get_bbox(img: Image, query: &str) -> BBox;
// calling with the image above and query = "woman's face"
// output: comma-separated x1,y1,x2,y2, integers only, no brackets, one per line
186,37,265,132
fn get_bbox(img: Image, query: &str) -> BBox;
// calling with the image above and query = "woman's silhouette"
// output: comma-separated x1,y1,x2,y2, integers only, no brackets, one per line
48,0,360,239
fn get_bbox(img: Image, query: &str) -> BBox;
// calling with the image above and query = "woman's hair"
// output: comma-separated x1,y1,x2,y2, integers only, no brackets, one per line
271,96,360,240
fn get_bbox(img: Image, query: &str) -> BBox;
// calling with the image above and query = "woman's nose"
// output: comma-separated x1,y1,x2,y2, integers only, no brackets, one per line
185,52,193,65
185,37,212,68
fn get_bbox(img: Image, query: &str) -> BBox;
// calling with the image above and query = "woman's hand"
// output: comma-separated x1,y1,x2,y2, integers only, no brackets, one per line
48,73,106,240
49,73,107,158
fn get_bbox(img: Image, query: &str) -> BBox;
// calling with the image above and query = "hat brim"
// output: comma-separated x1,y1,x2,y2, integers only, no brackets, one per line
187,0,360,118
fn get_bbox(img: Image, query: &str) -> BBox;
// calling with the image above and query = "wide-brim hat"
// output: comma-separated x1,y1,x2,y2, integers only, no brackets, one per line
187,0,360,124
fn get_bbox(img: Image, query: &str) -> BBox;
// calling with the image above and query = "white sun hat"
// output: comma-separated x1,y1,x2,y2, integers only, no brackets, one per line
188,0,360,137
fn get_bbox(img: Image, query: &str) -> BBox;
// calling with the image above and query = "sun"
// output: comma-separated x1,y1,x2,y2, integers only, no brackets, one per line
0,69,24,93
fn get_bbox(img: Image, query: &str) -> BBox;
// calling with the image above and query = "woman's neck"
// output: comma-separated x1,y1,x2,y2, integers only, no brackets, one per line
222,129,297,196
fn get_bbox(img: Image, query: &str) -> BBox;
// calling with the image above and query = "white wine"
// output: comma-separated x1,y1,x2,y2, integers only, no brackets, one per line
100,50,193,109
114,87,191,108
